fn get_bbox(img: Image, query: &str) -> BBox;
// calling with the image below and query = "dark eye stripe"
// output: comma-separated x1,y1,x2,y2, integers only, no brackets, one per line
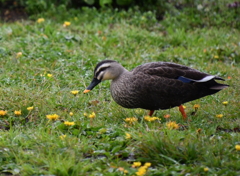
95,66,109,78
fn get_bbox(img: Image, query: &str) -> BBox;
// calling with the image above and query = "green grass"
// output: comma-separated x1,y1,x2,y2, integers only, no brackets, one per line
0,8,240,176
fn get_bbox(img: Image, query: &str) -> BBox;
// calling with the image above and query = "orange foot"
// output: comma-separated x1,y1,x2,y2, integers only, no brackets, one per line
148,110,155,116
179,105,187,120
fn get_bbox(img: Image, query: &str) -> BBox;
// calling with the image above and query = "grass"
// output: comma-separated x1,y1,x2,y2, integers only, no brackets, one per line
0,7,240,176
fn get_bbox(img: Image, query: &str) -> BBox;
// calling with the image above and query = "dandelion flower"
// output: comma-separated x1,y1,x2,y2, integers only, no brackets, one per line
60,135,66,140
27,106,34,111
47,73,52,77
88,112,96,119
124,117,138,124
125,132,131,139
37,18,45,23
144,162,151,167
144,116,160,122
235,145,240,151
222,101,228,105
71,90,79,96
216,114,223,118
0,110,7,116
164,114,170,119
166,121,179,130
193,104,200,110
214,55,219,59
46,114,59,120
136,166,147,176
63,21,71,27
69,112,73,116
14,110,21,116
83,112,88,117
132,162,141,168
16,52,22,58
204,167,209,172
64,121,75,126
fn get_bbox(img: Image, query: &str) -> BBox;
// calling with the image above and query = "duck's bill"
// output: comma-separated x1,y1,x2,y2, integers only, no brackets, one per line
83,78,101,93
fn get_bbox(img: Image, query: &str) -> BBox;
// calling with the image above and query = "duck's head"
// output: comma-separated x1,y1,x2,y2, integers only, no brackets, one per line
83,60,126,93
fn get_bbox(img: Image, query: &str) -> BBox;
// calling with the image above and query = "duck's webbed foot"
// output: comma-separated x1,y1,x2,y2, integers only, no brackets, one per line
179,105,187,120
148,110,155,116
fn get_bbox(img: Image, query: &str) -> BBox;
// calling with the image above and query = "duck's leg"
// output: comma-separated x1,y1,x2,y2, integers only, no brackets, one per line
178,105,187,120
148,110,155,116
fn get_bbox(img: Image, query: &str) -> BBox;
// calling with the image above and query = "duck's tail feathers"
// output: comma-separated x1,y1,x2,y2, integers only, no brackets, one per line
210,84,229,90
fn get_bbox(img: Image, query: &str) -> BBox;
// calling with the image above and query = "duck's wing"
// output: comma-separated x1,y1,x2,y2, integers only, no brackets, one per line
133,62,225,85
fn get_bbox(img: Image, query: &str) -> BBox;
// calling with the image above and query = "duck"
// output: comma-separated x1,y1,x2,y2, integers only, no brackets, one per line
83,60,228,119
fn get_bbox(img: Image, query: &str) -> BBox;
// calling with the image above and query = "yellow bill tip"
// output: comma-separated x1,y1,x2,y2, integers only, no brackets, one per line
83,89,91,94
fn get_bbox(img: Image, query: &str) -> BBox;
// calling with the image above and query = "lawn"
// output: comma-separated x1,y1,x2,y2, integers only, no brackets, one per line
0,7,240,176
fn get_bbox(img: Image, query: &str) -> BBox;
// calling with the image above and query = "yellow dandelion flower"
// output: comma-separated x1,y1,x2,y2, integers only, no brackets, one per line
136,166,147,176
14,110,21,116
27,106,34,111
132,162,141,167
46,114,59,120
216,114,223,118
37,18,45,23
144,116,160,122
83,112,88,117
144,116,151,122
144,162,151,167
71,90,79,95
63,21,71,27
235,145,240,151
69,112,73,116
193,104,200,110
166,121,179,130
124,117,138,124
47,74,53,78
0,110,7,116
222,101,228,105
60,135,66,140
64,121,75,126
16,52,22,58
125,132,131,139
214,55,219,59
88,112,96,118
204,167,209,172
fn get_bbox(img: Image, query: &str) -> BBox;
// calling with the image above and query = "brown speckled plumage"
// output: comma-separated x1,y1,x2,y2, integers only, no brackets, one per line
84,60,228,116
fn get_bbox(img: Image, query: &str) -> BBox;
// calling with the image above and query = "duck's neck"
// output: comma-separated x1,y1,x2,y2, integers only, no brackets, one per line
112,65,129,81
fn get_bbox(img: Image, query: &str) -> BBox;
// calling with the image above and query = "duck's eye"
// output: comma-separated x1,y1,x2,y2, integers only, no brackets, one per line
95,66,109,80
97,71,105,80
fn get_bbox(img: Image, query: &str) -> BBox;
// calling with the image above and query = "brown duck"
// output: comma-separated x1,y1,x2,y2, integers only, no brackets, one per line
83,60,228,119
